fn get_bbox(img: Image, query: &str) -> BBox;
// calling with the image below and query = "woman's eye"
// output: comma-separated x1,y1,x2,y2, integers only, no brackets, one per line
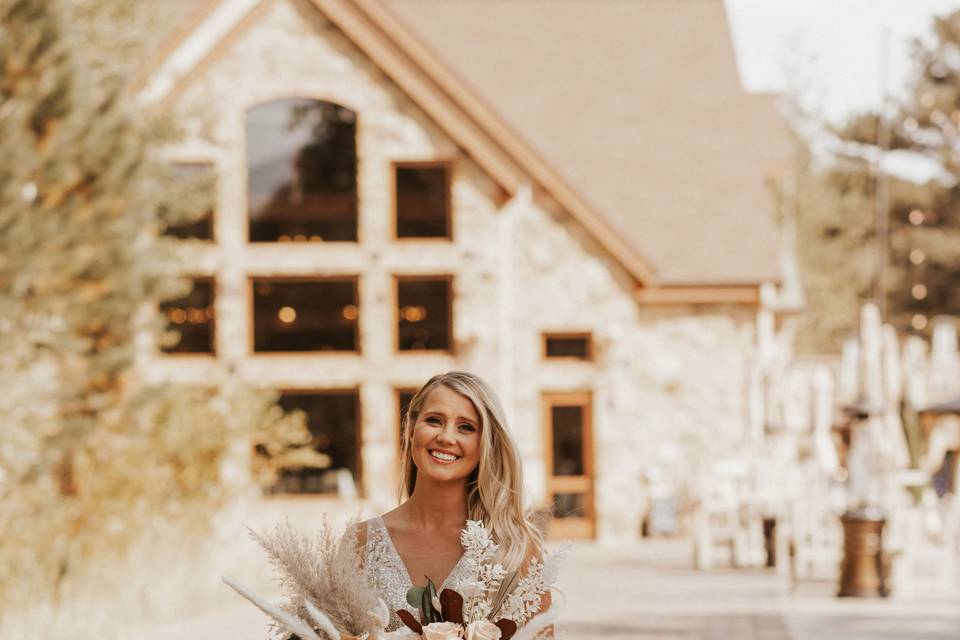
459,424,475,432
426,416,441,425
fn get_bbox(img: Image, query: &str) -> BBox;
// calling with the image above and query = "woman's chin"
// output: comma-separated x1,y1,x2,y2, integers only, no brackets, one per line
418,462,469,483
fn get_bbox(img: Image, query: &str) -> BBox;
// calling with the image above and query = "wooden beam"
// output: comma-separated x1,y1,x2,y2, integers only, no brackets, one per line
635,285,760,305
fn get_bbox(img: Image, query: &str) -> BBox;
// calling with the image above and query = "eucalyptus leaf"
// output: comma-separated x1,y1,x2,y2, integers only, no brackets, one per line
406,585,425,609
422,577,440,624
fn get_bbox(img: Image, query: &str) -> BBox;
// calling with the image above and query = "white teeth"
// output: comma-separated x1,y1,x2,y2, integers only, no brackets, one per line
430,450,458,462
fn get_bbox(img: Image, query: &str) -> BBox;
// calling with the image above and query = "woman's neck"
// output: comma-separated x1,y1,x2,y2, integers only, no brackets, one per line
403,476,469,531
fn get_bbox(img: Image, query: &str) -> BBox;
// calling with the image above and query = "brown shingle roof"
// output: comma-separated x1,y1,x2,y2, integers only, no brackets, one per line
381,0,786,285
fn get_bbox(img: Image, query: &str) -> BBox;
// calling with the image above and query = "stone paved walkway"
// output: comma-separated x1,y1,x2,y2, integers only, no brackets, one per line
139,538,960,640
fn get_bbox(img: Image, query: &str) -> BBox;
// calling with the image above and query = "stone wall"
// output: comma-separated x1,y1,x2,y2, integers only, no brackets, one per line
146,0,762,541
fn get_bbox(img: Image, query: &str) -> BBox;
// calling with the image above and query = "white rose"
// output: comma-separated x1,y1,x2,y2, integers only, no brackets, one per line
465,620,502,640
454,579,484,598
422,621,464,640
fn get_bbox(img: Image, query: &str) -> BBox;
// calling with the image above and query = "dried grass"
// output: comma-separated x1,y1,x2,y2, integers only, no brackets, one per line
250,518,381,640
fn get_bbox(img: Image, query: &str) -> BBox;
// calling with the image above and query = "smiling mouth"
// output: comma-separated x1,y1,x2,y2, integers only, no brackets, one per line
429,450,460,463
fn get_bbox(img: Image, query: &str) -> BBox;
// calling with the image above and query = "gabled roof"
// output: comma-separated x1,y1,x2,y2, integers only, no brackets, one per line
140,0,787,290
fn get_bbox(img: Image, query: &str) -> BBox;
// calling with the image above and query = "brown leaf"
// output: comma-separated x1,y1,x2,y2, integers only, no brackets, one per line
397,609,423,634
439,588,464,625
495,619,518,640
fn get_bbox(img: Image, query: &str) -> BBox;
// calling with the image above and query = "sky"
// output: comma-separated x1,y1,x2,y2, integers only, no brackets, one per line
726,0,960,123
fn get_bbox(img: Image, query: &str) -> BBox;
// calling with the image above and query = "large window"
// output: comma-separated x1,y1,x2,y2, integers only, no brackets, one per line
163,162,215,240
396,387,416,441
160,278,215,354
252,278,359,352
246,99,358,242
396,276,452,351
268,390,361,495
395,163,451,239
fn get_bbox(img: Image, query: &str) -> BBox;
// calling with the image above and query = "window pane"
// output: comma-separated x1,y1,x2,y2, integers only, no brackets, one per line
164,163,215,240
397,278,451,351
270,391,360,495
253,279,358,352
545,335,591,359
396,165,450,238
552,493,587,519
161,279,215,354
551,405,585,476
247,99,357,242
398,389,416,442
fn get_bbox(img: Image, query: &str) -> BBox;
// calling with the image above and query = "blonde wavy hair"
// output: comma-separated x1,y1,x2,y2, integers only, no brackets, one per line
399,371,543,573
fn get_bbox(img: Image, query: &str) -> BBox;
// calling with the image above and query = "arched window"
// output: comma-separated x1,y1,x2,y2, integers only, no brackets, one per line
246,99,358,242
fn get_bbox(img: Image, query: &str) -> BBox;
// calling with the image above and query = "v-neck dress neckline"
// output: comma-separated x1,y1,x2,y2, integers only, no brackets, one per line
376,515,467,590
365,515,472,632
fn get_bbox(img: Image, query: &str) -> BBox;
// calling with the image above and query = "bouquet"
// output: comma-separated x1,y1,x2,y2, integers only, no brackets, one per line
223,519,568,640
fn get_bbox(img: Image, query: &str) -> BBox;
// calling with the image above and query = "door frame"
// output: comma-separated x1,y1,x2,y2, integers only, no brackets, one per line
542,391,596,539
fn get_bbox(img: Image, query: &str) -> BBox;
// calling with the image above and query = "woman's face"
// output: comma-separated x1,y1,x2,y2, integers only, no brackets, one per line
410,385,482,485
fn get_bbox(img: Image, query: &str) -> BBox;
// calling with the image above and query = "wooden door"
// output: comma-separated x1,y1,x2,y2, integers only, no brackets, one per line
543,392,595,539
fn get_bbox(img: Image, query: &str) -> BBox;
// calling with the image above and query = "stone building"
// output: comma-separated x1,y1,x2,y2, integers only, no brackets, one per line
139,0,789,541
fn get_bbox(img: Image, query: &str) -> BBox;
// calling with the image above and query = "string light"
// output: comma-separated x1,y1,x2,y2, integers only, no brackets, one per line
921,92,936,108
166,306,213,324
909,209,925,225
912,314,928,330
912,284,928,300
278,306,297,323
903,117,919,133
909,249,926,265
401,305,427,322
342,304,358,320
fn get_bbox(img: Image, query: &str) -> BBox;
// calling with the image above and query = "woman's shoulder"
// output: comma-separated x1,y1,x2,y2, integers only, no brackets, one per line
350,508,399,549
352,519,369,548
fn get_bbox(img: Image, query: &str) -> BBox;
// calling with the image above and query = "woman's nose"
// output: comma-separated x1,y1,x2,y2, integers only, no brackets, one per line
436,422,457,443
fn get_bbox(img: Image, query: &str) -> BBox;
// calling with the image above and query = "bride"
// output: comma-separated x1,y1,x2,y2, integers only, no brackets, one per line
356,371,553,636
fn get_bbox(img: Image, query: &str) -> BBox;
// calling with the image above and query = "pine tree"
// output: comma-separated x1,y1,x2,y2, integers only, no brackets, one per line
792,9,960,352
0,0,303,613
880,11,960,336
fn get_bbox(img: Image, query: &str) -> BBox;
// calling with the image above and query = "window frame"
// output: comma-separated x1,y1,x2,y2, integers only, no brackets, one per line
159,274,218,358
391,160,454,241
247,275,362,357
243,98,361,245
261,386,365,499
542,332,594,362
394,386,418,483
392,274,455,355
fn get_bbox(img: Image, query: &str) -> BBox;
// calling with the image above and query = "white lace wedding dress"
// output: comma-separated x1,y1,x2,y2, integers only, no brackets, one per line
363,516,473,632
